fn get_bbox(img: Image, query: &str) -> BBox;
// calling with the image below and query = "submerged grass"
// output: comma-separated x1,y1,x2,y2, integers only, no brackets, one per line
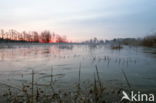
2,64,132,103
0,55,140,103
121,68,131,89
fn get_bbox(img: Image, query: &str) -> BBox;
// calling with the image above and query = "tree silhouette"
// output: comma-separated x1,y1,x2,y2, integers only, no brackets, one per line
0,29,68,43
41,30,51,43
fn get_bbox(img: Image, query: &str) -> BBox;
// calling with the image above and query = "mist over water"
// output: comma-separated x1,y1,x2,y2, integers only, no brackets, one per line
0,44,156,92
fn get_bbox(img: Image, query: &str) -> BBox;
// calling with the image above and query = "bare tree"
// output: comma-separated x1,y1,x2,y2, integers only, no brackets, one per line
56,35,67,43
0,29,68,43
32,31,39,42
0,29,5,39
41,30,51,43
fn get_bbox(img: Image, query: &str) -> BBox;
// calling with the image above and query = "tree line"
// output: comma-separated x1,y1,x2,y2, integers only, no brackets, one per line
142,33,156,47
0,29,68,43
105,33,156,47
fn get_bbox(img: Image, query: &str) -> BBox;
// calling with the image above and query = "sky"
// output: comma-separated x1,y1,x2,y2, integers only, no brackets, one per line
0,0,156,41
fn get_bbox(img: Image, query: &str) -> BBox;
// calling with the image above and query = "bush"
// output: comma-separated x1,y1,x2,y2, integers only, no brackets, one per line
142,33,156,47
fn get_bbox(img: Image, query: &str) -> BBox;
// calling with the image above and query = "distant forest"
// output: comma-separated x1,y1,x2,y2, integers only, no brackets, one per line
0,29,156,47
104,33,156,47
83,33,156,47
0,29,68,43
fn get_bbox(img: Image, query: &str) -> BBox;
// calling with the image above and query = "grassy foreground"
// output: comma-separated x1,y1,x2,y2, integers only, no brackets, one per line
1,65,129,103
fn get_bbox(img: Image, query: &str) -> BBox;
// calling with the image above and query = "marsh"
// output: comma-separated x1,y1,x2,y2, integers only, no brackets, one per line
0,43,156,102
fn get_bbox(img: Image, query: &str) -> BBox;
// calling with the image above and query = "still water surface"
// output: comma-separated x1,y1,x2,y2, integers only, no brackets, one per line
0,44,156,92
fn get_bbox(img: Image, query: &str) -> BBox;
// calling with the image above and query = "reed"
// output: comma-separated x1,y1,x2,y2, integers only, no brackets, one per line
121,68,131,89
93,73,98,103
78,62,81,91
31,70,35,103
95,65,102,89
2,64,125,103
50,65,54,92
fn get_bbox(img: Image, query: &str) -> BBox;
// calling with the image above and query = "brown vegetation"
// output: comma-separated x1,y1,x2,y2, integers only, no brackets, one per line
142,33,156,47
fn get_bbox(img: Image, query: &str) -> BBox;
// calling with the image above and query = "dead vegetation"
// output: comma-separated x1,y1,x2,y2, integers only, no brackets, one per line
2,65,125,103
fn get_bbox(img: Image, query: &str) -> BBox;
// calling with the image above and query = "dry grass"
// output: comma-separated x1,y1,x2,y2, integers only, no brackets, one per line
2,64,127,103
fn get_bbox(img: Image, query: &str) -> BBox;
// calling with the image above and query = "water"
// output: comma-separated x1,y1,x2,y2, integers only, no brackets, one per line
0,43,156,92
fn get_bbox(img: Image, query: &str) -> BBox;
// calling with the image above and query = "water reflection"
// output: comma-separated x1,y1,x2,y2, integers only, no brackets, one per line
142,47,156,58
0,44,74,61
0,44,156,90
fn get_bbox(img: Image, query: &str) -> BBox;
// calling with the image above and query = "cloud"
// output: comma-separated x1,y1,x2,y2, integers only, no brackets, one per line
0,0,156,40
